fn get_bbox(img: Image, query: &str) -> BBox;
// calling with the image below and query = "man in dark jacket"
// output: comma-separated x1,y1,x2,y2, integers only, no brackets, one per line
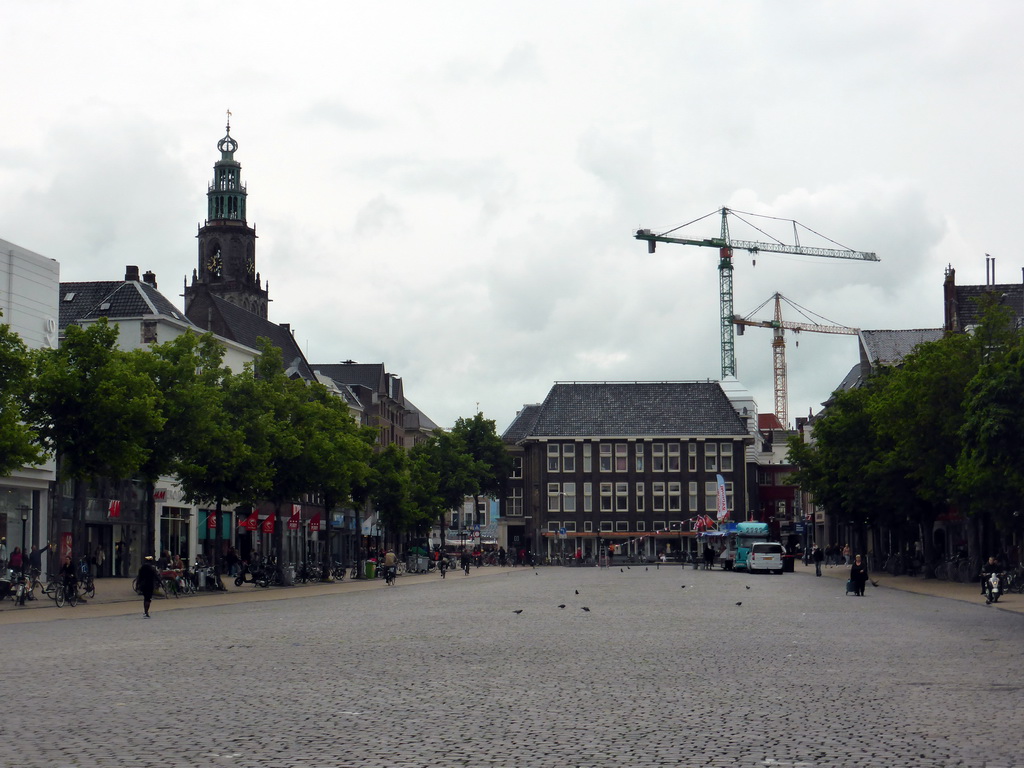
812,545,824,577
136,555,161,618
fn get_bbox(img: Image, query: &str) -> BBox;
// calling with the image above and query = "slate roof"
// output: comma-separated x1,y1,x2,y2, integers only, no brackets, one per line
955,283,1024,329
60,280,193,330
504,382,749,441
204,295,314,380
502,404,543,444
312,362,387,392
404,398,440,432
859,329,944,367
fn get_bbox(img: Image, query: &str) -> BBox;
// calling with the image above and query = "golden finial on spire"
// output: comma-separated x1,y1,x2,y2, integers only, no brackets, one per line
226,108,232,132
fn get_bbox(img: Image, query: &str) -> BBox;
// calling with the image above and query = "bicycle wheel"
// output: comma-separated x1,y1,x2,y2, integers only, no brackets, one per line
84,578,96,599
54,585,66,607
67,587,78,607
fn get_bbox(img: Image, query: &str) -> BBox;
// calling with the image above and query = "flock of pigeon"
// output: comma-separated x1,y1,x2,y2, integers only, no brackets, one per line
511,569,754,614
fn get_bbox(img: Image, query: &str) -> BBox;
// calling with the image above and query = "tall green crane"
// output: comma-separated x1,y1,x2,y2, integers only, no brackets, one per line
635,207,878,379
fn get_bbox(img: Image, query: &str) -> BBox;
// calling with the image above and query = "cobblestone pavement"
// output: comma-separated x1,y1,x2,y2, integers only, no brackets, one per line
2,564,1022,768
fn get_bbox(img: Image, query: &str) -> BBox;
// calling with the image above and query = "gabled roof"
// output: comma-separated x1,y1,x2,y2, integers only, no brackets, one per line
502,404,543,444
955,283,1024,330
203,295,314,380
504,382,749,441
859,329,944,367
60,280,193,330
312,362,388,392
404,398,440,433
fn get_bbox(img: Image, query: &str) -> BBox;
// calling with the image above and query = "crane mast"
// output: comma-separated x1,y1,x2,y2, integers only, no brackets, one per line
734,292,859,428
635,207,878,379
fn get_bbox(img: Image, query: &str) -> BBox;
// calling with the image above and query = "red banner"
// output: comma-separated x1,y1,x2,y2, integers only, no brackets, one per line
239,509,260,531
287,504,301,531
108,499,121,518
207,511,218,530
261,514,275,534
309,513,321,532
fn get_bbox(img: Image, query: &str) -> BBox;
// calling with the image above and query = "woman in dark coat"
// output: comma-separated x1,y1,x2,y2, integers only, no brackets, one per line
849,554,870,596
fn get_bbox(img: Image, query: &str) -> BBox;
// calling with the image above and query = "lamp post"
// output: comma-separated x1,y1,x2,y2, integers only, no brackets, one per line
19,506,30,577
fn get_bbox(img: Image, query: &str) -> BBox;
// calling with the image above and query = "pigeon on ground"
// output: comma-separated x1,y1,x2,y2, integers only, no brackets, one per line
745,585,751,590
558,604,566,609
620,568,624,573
513,609,523,614
735,602,742,606
581,606,590,612
575,589,579,595
680,585,686,589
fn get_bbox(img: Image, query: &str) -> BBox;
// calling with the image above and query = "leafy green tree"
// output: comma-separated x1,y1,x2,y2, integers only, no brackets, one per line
25,319,164,556
369,444,412,548
0,313,41,475
299,382,376,576
408,430,477,544
956,304,1024,533
133,331,232,556
451,411,513,527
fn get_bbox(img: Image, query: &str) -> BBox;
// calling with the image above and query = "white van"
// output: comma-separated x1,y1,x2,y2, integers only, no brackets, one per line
748,542,785,574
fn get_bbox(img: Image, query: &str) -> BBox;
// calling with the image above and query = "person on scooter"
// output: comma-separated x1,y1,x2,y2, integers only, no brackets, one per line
981,556,1004,600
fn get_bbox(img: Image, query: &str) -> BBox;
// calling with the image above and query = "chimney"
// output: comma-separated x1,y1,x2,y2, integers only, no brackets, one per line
142,270,157,288
125,265,140,282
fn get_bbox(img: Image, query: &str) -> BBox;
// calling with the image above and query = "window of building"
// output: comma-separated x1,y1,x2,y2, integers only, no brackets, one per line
615,482,629,512
654,520,667,531
584,482,593,512
616,520,629,532
548,443,560,472
652,481,665,512
600,520,613,533
563,482,576,512
689,482,698,512
615,443,628,472
652,443,665,472
668,481,682,511
704,442,718,472
636,521,646,532
548,483,561,511
635,482,645,512
510,456,522,479
507,488,523,516
141,320,158,345
688,442,698,472
668,443,681,472
583,443,592,473
635,444,644,472
599,444,612,472
705,480,734,513
720,442,733,472
562,443,576,472
548,521,561,533
584,520,593,533
600,482,613,512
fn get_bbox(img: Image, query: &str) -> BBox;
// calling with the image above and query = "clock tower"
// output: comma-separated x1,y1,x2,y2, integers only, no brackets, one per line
184,115,269,319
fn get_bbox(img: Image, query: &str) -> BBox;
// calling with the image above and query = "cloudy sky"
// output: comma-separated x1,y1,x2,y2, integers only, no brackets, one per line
3,2,1021,432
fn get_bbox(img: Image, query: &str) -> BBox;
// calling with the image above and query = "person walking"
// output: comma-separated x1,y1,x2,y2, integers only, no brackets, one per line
849,554,870,596
812,545,824,577
460,549,471,576
136,555,161,618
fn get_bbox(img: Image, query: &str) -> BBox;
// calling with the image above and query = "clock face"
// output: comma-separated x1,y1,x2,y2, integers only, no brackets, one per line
246,256,255,275
207,252,223,277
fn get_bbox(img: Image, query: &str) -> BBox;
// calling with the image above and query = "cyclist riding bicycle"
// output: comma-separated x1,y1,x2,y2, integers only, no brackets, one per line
59,555,77,599
383,548,398,586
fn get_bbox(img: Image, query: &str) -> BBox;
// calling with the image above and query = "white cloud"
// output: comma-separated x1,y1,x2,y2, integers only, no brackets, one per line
1,1,1021,431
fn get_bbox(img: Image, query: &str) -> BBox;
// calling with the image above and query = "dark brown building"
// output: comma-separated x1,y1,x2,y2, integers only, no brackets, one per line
501,381,753,561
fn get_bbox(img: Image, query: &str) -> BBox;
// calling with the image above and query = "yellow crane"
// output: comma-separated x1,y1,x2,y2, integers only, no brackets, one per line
635,207,877,379
734,292,859,429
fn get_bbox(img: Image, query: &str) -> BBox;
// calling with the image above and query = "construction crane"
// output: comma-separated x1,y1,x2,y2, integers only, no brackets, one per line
635,207,878,379
734,292,859,429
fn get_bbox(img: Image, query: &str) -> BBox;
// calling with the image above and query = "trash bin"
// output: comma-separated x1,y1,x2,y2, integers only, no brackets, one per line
781,554,795,573
365,561,376,580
